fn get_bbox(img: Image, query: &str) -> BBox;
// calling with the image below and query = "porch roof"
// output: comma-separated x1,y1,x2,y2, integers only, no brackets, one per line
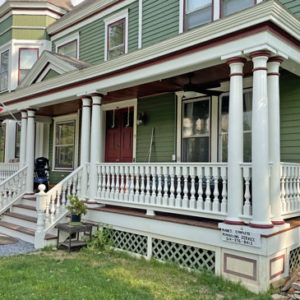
0,0,299,114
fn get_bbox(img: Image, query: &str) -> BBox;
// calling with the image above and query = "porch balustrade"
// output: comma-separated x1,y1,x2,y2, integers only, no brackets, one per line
0,163,20,183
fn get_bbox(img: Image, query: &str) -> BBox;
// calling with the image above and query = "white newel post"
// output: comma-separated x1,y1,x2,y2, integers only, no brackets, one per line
80,97,91,199
34,184,47,249
225,57,246,225
26,109,36,194
20,110,27,167
250,51,273,228
89,94,102,203
268,57,286,225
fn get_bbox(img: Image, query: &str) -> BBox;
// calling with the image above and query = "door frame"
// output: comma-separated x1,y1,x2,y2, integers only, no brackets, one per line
102,98,137,161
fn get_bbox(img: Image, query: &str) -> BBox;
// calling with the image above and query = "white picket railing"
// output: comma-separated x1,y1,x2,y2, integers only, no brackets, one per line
95,163,229,219
0,166,27,215
0,163,20,183
280,162,300,218
35,166,84,248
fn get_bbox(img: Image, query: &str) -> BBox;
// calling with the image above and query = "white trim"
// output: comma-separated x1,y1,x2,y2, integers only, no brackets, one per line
179,0,184,33
50,0,136,40
138,0,143,49
102,98,137,160
104,10,129,61
55,32,80,59
213,0,220,21
52,113,79,172
211,95,218,162
176,91,184,162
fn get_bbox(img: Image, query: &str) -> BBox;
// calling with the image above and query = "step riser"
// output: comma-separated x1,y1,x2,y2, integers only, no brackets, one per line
1,216,36,230
21,199,36,206
11,207,37,217
0,226,34,244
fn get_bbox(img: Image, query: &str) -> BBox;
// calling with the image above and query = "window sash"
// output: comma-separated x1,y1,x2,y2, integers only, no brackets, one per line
57,40,77,58
186,0,212,13
222,0,255,17
0,50,8,92
18,49,38,83
107,18,126,60
185,1,212,31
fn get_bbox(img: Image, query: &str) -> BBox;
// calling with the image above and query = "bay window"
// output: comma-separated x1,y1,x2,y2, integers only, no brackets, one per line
219,90,252,162
19,49,38,83
0,50,8,92
185,0,212,31
182,98,210,162
57,40,77,58
222,0,255,17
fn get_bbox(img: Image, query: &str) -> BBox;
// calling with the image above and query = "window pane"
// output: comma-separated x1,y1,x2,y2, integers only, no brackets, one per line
58,41,77,58
222,0,254,16
0,51,8,91
183,100,210,137
55,146,74,169
20,49,38,69
15,124,21,159
19,70,28,83
185,5,212,30
183,137,209,162
109,21,124,49
56,122,75,145
108,46,125,60
186,0,211,11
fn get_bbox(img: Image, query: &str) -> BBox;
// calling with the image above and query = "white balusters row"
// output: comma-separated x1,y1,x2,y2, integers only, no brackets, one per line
0,166,27,214
280,163,300,216
96,163,228,217
0,163,20,183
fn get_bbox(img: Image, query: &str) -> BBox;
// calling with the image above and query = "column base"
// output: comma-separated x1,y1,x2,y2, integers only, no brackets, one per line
224,218,245,225
249,222,274,229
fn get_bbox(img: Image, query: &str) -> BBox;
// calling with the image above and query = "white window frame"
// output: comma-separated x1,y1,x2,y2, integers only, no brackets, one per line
55,32,80,59
52,113,79,172
104,9,128,61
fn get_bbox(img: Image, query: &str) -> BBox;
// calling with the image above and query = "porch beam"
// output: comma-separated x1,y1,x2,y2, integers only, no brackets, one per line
250,51,274,228
89,94,103,203
268,56,285,225
25,109,36,194
225,57,246,225
19,110,27,167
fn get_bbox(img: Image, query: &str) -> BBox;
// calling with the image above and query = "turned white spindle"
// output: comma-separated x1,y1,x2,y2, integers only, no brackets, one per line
162,166,168,206
101,166,106,198
129,165,134,202
212,167,219,212
124,165,129,201
110,165,115,199
119,165,124,200
243,166,251,216
150,165,156,204
145,165,151,204
220,167,227,213
157,166,162,206
169,165,175,207
182,166,188,208
189,166,196,209
134,165,140,203
140,165,145,203
204,167,211,211
280,166,286,213
175,166,181,208
61,184,67,208
196,166,203,210
285,167,291,212
96,165,102,198
115,165,120,200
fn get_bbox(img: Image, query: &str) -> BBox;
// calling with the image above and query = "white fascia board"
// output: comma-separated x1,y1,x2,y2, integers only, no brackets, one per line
50,0,136,41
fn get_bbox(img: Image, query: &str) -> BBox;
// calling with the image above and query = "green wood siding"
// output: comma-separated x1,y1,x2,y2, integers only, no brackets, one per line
142,0,179,47
43,69,60,81
136,93,176,162
0,16,12,46
280,0,300,18
13,15,56,27
280,71,300,162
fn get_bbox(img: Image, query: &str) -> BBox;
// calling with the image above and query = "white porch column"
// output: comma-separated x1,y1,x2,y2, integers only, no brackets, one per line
268,56,285,225
80,96,92,199
250,51,273,228
26,109,36,194
19,110,27,166
89,94,103,203
225,57,246,225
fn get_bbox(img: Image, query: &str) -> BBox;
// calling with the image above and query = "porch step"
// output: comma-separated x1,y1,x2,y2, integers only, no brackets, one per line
11,204,37,217
21,197,36,206
0,221,56,244
2,212,37,230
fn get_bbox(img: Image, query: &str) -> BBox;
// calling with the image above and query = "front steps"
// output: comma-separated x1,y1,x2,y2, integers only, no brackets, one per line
0,196,57,246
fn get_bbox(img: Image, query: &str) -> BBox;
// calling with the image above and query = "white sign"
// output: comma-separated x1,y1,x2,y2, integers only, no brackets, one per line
221,227,261,248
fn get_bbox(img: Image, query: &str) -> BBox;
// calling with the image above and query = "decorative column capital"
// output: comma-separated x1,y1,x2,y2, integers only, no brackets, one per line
81,97,91,107
90,94,102,106
249,50,271,59
20,110,27,119
226,57,247,65
27,109,36,118
227,57,246,77
267,56,284,76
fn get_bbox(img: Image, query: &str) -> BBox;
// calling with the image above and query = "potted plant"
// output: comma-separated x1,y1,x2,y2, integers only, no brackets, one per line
67,195,87,223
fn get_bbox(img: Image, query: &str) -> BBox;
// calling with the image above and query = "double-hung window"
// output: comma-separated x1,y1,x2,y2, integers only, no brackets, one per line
0,50,8,92
219,90,252,162
222,0,255,17
57,40,77,58
53,116,78,170
182,98,210,162
107,18,126,60
185,0,212,31
19,49,38,83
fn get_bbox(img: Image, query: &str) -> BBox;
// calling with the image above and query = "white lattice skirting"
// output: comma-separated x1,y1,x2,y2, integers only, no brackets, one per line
106,228,216,272
289,246,300,273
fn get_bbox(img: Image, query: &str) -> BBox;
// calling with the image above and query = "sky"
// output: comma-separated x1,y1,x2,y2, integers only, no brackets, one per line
0,0,85,6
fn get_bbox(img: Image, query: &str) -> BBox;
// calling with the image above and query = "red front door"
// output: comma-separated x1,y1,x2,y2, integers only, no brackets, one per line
105,107,133,162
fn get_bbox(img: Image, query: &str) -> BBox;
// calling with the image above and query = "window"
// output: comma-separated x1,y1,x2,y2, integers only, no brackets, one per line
182,98,210,162
219,90,252,162
19,49,38,84
15,123,21,159
185,0,212,31
0,50,8,92
107,18,126,60
222,0,255,17
57,40,77,58
54,119,77,170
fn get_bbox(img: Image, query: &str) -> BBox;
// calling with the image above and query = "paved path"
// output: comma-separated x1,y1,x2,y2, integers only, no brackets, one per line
0,236,35,256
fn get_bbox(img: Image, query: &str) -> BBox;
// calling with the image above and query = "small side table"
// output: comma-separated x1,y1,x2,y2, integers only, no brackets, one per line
56,223,93,252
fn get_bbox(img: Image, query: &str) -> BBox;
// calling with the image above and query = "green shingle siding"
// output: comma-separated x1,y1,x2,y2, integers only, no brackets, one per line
142,0,179,47
136,93,176,162
280,0,300,18
280,71,300,162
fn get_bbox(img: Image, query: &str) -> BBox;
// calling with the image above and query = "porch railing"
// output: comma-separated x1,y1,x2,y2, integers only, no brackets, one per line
0,163,20,183
280,162,300,218
96,163,229,219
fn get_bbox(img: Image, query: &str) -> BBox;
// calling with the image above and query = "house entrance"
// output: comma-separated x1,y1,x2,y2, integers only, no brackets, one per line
105,107,134,162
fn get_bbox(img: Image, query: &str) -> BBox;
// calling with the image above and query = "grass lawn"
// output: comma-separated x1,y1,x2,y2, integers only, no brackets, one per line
0,249,272,300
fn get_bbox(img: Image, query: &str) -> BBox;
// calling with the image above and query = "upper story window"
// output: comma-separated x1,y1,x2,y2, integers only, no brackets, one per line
105,11,128,61
185,0,212,31
19,48,38,84
0,50,9,92
57,40,77,59
222,0,255,17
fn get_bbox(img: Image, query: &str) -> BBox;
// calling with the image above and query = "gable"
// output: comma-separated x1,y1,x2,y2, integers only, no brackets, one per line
42,69,60,81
